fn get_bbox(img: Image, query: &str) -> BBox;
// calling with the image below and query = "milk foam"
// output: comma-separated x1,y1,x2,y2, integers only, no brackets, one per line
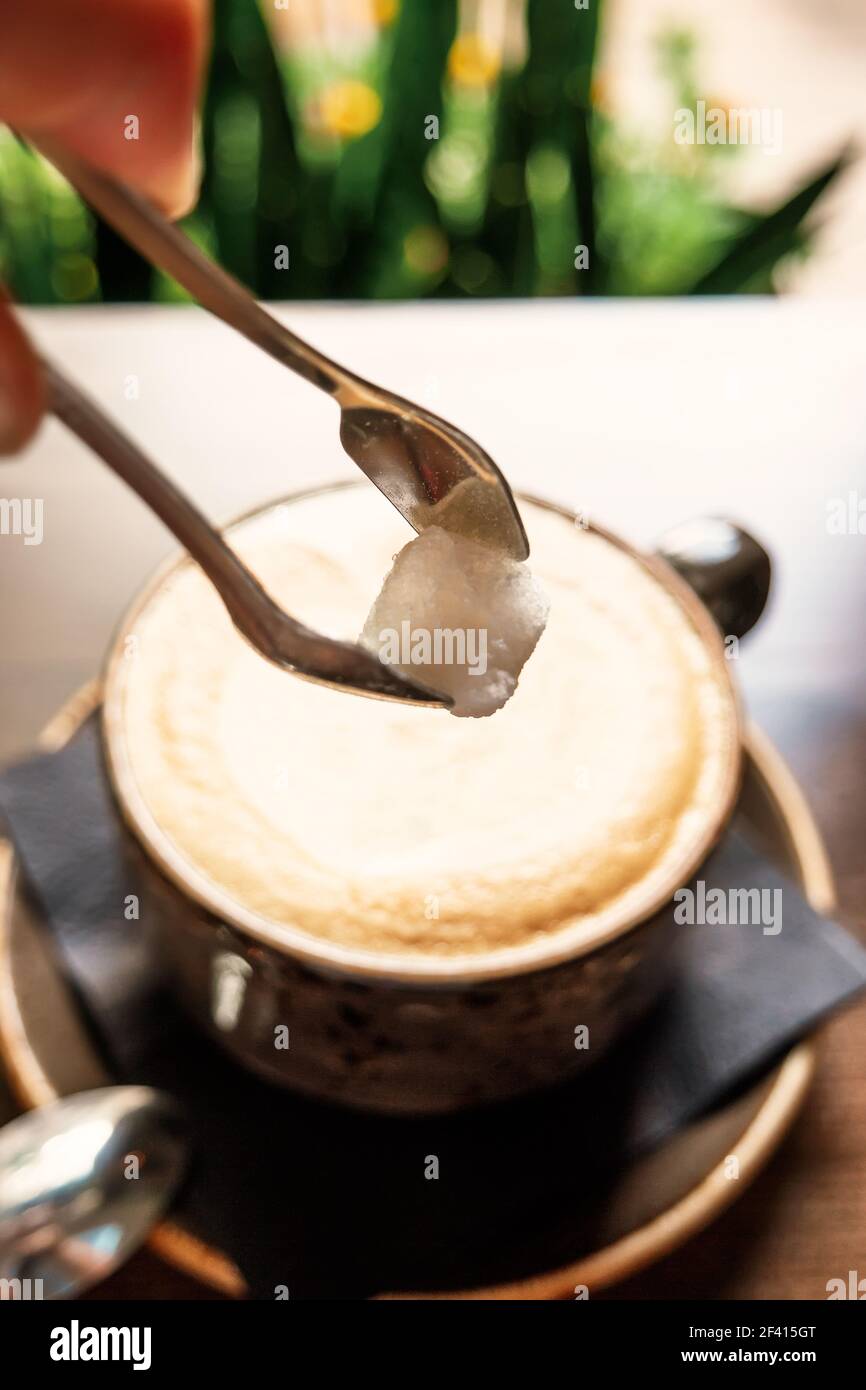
118,488,736,958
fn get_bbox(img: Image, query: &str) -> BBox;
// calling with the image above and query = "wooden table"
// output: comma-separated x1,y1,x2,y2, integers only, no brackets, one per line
1,301,864,1299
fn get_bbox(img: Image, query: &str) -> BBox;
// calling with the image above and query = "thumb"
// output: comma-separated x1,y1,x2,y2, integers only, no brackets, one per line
0,296,45,455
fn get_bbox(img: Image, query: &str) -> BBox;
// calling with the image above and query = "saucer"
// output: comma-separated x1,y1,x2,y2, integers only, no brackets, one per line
0,685,832,1299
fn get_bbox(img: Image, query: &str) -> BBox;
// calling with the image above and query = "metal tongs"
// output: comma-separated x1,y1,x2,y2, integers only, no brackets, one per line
36,148,529,708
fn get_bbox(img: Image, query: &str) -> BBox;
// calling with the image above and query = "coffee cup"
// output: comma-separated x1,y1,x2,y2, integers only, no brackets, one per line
102,484,769,1113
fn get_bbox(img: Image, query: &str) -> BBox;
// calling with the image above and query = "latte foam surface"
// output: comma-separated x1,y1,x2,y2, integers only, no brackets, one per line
117,489,736,959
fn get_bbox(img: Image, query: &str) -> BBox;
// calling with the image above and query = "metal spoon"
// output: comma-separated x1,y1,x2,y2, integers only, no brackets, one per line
44,359,449,707
29,144,528,705
0,1086,186,1300
41,149,528,565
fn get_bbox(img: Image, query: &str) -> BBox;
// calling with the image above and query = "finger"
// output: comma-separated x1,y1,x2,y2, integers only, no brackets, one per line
0,298,45,455
0,0,208,218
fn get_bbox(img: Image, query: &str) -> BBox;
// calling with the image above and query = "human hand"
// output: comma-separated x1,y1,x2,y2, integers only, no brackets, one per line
0,0,208,452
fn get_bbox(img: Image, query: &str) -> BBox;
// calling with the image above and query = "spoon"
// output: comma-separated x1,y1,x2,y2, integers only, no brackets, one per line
30,144,528,705
44,358,449,707
41,148,528,564
0,1086,187,1300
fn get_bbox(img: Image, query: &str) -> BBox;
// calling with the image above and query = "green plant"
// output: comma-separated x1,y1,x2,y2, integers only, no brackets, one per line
0,0,846,304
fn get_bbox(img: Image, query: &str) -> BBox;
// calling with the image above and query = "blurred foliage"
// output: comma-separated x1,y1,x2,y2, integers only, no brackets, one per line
0,0,846,304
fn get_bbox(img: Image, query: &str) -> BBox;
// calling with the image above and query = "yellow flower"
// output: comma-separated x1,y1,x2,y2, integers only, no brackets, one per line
590,74,608,111
447,34,501,89
403,225,449,278
373,0,398,26
320,80,382,140
51,253,98,302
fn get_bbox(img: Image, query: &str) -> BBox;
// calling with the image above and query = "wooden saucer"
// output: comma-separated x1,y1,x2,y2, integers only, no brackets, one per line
0,685,832,1299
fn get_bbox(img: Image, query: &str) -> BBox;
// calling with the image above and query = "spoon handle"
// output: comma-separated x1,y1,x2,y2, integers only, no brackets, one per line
43,360,446,706
42,146,349,398
43,359,287,657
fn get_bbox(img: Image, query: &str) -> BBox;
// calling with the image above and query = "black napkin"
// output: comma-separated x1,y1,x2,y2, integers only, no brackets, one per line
1,715,865,1299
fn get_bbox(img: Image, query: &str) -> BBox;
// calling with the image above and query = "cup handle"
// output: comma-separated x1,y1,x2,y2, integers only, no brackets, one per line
654,519,771,639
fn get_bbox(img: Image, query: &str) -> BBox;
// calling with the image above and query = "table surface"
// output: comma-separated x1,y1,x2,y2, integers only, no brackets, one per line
1,300,864,1300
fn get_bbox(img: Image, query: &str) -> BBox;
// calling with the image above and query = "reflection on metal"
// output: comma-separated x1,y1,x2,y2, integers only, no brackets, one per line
0,1087,186,1299
211,951,253,1033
